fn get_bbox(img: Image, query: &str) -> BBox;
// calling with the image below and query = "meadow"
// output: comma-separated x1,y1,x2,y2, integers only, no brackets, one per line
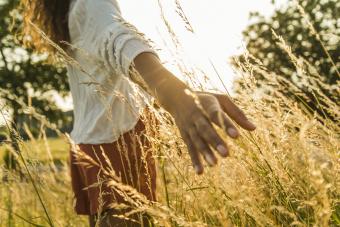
1,48,339,226
0,1,339,227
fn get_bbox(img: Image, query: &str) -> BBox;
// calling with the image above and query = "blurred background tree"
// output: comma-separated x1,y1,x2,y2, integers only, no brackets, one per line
0,0,70,136
0,0,70,169
233,0,339,121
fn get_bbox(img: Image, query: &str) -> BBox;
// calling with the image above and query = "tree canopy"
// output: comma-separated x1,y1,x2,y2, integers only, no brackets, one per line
234,0,339,120
0,0,70,133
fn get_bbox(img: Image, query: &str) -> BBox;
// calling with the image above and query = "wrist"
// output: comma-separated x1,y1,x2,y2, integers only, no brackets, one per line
154,71,191,113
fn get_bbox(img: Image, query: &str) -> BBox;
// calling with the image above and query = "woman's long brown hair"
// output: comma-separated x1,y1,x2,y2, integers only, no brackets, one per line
21,0,71,54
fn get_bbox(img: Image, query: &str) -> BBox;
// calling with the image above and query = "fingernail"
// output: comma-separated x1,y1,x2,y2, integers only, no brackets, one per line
206,155,217,166
227,128,239,138
195,165,203,174
217,145,228,157
247,120,256,130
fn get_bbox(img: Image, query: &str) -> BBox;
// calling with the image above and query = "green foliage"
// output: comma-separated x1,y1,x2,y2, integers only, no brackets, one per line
234,0,339,120
0,0,70,130
0,126,7,140
3,148,17,170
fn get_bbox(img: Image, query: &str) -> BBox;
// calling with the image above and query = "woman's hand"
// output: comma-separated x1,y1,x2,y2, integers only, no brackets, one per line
197,91,256,134
169,91,256,174
133,53,256,174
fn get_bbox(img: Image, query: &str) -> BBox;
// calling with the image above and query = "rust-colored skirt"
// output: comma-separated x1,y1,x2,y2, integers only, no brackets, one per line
70,117,157,216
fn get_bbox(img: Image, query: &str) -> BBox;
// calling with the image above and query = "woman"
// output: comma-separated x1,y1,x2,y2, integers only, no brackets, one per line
22,0,256,226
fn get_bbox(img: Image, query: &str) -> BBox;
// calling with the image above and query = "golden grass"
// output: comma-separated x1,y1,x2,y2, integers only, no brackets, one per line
0,138,68,164
0,1,339,226
1,68,339,226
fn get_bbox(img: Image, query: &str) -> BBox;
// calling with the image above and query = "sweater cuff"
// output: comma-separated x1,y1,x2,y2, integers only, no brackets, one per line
120,38,158,76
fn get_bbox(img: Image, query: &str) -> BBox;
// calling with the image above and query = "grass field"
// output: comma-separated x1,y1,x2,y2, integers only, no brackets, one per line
0,1,339,226
0,137,89,227
0,138,69,165
1,79,339,226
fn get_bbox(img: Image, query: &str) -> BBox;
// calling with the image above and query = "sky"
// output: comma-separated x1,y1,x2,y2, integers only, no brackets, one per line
118,0,287,92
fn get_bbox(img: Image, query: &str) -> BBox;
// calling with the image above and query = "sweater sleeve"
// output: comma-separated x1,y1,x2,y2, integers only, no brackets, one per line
83,0,157,76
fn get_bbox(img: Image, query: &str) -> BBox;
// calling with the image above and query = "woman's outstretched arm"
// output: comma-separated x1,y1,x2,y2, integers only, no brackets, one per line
133,52,256,174
82,0,256,174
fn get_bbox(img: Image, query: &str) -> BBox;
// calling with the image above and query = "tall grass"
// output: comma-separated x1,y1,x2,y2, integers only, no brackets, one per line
0,0,339,226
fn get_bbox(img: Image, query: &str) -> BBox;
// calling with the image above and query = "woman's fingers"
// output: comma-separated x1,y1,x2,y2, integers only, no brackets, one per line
188,126,218,166
193,116,229,157
210,110,239,138
179,128,204,174
215,94,256,131
196,93,240,138
175,92,257,175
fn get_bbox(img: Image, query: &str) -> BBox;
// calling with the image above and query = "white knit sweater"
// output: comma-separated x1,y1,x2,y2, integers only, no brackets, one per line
67,0,156,144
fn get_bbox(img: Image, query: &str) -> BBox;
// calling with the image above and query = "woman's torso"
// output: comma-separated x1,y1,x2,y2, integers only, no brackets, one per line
66,0,153,144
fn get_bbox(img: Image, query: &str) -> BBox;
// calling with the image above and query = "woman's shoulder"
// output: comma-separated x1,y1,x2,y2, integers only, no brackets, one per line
70,0,122,19
69,0,85,18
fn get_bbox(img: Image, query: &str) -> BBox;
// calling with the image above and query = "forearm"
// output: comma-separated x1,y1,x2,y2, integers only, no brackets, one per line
132,52,190,112
132,53,256,175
